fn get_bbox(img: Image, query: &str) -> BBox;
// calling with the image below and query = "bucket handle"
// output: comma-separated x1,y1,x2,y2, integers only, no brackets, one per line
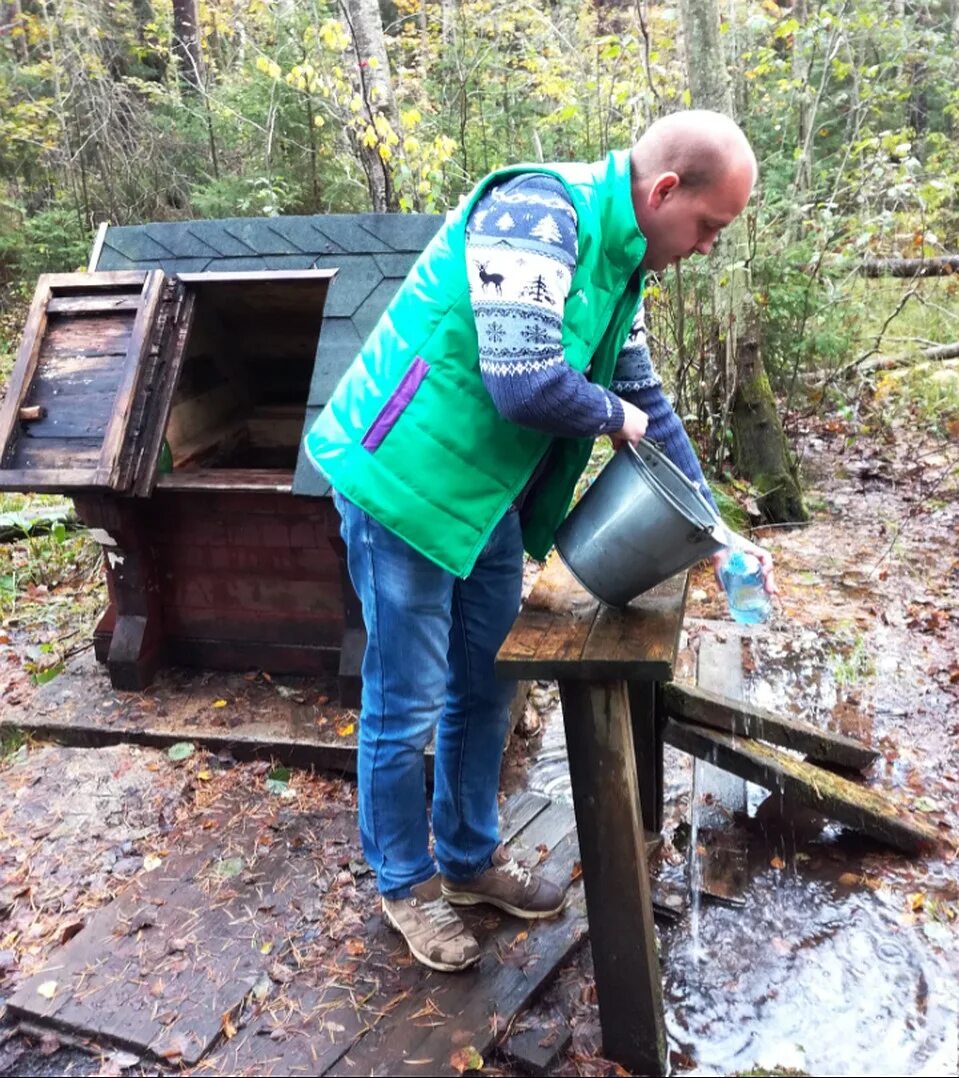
629,443,719,539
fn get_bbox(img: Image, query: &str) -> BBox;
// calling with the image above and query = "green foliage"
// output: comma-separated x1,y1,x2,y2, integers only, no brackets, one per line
0,200,91,301
0,0,956,468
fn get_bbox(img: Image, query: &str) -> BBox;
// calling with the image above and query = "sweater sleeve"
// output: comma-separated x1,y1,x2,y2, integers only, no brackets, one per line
465,174,625,439
611,303,720,514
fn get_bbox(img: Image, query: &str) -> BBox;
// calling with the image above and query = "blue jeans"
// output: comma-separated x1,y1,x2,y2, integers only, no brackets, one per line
333,493,524,899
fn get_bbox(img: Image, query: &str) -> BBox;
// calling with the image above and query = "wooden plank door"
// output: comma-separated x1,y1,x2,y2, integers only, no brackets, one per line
0,270,173,493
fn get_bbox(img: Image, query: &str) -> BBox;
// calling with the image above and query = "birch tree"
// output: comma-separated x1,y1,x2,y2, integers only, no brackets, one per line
340,0,401,211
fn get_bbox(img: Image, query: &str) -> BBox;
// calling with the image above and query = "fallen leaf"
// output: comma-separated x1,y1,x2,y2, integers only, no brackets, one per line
570,861,583,883
212,699,228,709
36,980,57,999
449,1046,484,1073
197,770,212,781
58,920,85,944
221,1012,237,1039
345,938,366,956
213,856,244,879
337,721,355,737
770,856,786,870
838,872,860,886
143,853,163,872
167,742,195,763
260,940,274,955
909,892,925,912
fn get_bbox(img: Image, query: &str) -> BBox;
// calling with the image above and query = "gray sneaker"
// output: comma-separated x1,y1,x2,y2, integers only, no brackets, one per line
382,874,480,972
442,844,566,919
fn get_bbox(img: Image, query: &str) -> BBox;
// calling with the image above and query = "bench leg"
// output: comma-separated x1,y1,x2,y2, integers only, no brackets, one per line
628,681,665,835
558,678,668,1077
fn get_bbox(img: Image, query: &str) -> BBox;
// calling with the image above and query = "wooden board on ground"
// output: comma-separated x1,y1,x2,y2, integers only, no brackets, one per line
2,651,533,779
691,632,749,906
322,803,583,1078
8,785,575,1076
663,719,940,854
7,802,357,1066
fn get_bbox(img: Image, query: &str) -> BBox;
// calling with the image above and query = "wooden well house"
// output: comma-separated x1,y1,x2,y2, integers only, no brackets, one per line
0,214,443,698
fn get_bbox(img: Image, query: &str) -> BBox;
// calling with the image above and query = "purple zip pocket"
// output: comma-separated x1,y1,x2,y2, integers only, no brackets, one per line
361,356,430,451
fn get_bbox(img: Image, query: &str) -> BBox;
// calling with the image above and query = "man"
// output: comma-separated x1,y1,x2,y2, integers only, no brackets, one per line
305,110,775,972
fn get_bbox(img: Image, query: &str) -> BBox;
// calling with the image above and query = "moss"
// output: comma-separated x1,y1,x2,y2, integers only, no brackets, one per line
711,487,750,532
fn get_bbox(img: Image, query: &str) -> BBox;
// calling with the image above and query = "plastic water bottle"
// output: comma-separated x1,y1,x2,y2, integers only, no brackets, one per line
719,548,771,625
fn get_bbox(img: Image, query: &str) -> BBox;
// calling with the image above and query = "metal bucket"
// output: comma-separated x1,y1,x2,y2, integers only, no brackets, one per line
555,441,729,607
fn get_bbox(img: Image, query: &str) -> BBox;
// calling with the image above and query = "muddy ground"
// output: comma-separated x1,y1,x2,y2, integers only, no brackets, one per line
0,410,956,1076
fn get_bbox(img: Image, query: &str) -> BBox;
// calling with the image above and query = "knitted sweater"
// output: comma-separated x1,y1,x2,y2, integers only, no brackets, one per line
466,172,718,512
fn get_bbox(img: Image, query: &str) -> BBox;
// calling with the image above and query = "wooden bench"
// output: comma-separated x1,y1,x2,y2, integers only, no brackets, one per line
496,551,686,1077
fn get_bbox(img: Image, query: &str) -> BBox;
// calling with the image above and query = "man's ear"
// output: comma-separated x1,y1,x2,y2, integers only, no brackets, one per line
648,171,680,209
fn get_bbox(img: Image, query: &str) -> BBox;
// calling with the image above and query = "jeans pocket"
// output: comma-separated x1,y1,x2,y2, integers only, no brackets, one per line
361,356,430,452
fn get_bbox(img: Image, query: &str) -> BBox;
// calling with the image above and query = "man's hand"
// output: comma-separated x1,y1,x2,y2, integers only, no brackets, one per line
610,400,648,451
711,535,779,596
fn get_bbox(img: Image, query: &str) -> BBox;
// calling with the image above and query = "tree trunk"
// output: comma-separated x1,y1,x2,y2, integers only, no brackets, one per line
678,0,808,523
171,0,204,94
791,0,812,205
340,0,400,212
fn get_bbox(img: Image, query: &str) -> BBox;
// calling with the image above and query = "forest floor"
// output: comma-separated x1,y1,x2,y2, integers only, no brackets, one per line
0,397,956,1077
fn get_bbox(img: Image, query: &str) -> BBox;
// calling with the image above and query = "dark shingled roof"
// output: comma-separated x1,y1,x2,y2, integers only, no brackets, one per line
94,213,444,497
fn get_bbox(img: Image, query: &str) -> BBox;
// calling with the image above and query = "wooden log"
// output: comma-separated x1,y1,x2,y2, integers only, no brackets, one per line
558,679,667,1076
662,719,939,854
861,255,959,278
662,681,879,772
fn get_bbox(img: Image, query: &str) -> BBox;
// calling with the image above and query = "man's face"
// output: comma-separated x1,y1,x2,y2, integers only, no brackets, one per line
637,164,754,272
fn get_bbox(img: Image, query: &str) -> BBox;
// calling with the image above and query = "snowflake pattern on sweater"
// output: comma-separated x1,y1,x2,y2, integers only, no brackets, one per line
465,172,717,511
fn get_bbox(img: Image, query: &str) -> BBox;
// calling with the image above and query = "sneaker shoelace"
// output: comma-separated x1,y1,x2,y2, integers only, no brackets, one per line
418,896,461,931
501,858,533,888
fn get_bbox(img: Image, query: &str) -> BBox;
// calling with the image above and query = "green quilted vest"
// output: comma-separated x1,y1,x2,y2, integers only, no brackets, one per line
304,150,647,577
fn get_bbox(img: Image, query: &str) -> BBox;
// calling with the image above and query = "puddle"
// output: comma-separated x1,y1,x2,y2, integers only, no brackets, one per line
664,845,957,1077
515,653,957,1076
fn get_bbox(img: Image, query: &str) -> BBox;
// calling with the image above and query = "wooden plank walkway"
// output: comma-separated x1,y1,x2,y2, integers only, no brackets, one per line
7,787,584,1074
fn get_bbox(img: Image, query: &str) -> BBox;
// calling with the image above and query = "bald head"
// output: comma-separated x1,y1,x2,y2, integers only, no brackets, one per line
632,110,757,191
630,110,757,271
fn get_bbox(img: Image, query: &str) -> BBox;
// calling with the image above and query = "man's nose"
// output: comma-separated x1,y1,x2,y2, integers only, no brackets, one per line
695,236,716,255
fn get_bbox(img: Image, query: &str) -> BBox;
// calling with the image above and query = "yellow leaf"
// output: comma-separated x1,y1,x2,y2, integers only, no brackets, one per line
37,980,57,999
337,721,355,737
260,940,274,954
909,892,925,912
212,699,228,709
197,770,212,781
143,853,163,872
221,1013,237,1039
